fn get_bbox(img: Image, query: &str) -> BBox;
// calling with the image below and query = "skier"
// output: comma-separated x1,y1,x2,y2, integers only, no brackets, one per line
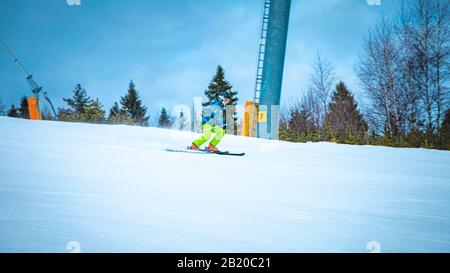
189,91,231,152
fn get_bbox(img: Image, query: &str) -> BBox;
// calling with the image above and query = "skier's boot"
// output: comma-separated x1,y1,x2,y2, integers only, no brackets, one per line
206,144,218,153
189,143,201,151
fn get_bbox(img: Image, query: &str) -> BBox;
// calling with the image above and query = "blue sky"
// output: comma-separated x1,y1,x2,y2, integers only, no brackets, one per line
0,0,400,121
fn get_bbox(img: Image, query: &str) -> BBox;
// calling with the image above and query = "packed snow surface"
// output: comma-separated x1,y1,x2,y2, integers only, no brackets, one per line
0,117,449,252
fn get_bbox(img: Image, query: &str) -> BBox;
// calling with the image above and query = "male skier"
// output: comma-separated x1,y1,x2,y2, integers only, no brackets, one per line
189,92,231,152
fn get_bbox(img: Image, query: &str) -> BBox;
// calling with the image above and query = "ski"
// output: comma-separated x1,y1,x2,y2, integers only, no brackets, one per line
212,151,245,156
165,148,245,156
165,148,211,155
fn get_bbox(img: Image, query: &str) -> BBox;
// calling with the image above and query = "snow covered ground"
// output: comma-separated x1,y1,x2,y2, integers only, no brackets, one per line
0,116,449,252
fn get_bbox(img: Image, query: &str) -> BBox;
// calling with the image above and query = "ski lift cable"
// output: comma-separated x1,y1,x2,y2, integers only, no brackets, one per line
0,39,32,76
0,39,57,120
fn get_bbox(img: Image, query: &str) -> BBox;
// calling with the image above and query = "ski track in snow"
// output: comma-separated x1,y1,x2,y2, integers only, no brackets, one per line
0,117,449,252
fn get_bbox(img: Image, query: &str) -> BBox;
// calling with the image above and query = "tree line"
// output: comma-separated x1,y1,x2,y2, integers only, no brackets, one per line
4,65,240,132
281,0,449,150
6,81,150,126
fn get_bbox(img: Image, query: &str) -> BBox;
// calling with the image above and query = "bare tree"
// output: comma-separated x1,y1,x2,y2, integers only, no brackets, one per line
308,51,335,130
358,0,450,146
409,0,436,134
357,17,408,143
279,101,292,130
431,0,450,131
405,0,450,134
302,88,321,129
396,1,422,135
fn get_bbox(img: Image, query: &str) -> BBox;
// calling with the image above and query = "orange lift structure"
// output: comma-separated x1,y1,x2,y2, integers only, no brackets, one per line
0,40,57,120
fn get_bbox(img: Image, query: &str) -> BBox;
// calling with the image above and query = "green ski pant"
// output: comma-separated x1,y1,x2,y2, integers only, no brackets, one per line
193,124,225,147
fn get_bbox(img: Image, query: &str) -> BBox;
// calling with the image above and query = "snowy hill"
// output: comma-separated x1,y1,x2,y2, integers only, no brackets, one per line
0,116,449,252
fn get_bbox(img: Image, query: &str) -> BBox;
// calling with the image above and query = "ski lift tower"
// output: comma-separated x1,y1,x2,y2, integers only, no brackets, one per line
243,0,291,139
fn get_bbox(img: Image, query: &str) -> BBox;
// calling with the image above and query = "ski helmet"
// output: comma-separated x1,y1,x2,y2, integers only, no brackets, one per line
219,91,231,101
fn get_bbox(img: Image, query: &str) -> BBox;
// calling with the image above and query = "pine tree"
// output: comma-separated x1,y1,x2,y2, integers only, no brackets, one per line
120,81,149,126
107,102,134,125
324,82,368,144
203,65,239,134
7,104,19,118
80,99,106,124
158,108,172,128
18,96,29,119
63,84,91,115
108,102,121,122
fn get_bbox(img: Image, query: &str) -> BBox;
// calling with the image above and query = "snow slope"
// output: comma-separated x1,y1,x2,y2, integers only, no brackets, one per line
0,116,449,252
